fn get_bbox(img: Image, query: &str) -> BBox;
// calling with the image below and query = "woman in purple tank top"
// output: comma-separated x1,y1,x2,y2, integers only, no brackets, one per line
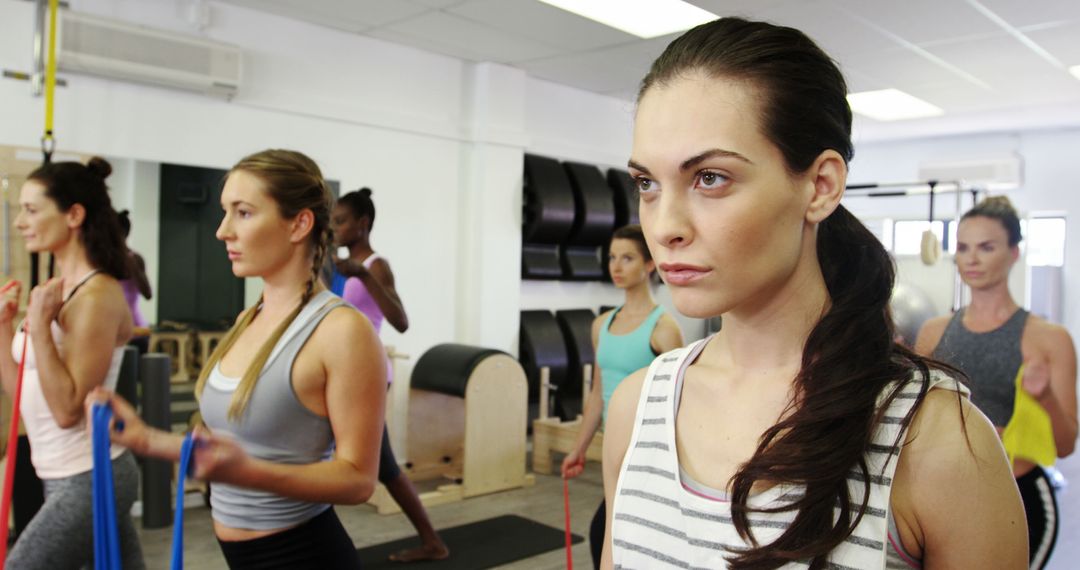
330,188,448,562
117,210,152,353
332,188,407,335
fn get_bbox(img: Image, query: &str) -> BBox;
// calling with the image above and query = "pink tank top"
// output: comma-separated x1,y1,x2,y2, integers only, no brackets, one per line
120,279,147,327
12,271,126,478
341,253,384,334
340,253,392,384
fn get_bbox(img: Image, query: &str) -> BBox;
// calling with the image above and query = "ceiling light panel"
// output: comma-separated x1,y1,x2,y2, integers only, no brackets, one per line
536,0,717,39
847,89,945,121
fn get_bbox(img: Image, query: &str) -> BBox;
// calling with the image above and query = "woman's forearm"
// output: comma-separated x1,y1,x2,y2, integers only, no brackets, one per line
573,391,604,454
141,428,187,462
1039,390,1078,457
0,326,19,397
224,455,376,505
29,322,82,427
356,273,408,332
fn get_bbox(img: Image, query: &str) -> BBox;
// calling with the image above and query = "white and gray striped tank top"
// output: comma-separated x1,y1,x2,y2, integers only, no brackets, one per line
611,337,967,569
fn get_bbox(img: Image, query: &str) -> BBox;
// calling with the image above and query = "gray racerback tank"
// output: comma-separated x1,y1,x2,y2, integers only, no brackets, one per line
933,308,1028,427
200,290,346,530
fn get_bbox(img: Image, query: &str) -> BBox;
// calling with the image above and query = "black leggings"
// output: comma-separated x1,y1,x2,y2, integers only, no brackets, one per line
217,508,359,569
1017,467,1059,570
377,424,402,484
589,500,605,570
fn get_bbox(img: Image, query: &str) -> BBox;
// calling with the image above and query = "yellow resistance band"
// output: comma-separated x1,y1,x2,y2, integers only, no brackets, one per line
42,0,59,158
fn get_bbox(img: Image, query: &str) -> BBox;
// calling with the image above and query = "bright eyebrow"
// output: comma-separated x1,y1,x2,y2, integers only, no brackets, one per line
628,148,754,175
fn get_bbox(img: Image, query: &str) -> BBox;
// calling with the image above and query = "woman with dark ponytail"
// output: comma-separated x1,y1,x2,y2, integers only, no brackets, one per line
92,149,386,568
1,157,145,568
602,17,1026,569
116,209,153,354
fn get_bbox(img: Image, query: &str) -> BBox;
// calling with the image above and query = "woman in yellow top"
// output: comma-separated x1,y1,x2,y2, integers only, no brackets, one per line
916,196,1077,569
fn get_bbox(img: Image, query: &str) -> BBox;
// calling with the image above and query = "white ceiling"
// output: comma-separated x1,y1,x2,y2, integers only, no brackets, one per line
219,0,1080,140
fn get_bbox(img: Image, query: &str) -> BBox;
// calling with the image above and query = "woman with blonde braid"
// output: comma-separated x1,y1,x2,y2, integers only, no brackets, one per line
91,149,385,568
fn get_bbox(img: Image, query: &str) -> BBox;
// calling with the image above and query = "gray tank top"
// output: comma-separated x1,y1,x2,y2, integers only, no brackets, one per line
933,308,1028,427
200,290,345,530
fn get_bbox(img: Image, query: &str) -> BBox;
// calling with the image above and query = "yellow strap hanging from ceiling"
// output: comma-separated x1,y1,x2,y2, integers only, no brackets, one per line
42,0,59,163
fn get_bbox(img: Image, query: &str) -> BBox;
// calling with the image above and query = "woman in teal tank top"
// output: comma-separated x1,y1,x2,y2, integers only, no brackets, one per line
561,224,683,569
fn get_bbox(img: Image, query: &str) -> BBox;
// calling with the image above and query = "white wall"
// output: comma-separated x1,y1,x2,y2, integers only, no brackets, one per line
847,128,1080,339
105,157,162,324
0,0,650,448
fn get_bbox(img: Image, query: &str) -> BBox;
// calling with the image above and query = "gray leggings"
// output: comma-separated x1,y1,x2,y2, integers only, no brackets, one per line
6,451,145,570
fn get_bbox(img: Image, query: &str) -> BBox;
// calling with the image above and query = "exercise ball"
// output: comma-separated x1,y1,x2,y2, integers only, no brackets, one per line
891,282,938,347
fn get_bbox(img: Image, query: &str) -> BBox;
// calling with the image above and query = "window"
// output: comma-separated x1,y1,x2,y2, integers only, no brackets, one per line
891,220,945,256
1026,217,1066,267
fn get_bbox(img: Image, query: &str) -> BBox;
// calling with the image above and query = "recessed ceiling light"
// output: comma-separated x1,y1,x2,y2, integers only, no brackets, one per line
537,0,717,39
847,89,945,121
1070,65,1080,81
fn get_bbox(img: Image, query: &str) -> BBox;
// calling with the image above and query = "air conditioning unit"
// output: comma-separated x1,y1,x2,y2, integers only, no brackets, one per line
917,154,1023,192
57,11,242,99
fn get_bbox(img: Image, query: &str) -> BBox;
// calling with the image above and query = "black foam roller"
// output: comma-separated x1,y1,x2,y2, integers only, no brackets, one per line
560,245,604,281
564,162,616,246
411,344,508,398
555,309,596,419
607,169,640,228
518,310,569,404
523,154,576,243
116,346,139,409
522,243,563,280
140,353,172,529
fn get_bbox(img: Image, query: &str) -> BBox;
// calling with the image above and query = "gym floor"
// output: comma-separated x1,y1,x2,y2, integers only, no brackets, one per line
135,451,1080,569
136,459,607,569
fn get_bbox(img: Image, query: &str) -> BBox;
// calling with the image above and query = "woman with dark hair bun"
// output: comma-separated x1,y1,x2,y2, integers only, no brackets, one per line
917,195,1076,570
602,17,1026,569
116,209,153,354
0,157,145,568
330,187,450,562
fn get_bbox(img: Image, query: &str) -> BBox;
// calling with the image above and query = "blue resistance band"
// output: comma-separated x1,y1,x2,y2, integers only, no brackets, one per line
91,404,121,570
172,433,195,570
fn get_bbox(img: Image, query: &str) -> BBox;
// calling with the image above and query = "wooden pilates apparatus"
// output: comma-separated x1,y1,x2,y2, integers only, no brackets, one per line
367,344,534,514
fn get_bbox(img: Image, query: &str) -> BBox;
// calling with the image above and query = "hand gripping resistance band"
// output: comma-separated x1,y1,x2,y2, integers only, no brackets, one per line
0,281,27,567
91,407,194,570
91,404,121,570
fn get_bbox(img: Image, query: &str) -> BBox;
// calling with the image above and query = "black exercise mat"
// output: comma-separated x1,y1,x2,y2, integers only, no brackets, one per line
356,514,584,569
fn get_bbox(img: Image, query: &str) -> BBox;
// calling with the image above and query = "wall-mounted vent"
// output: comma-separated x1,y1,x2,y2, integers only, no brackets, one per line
918,155,1023,191
58,11,242,99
